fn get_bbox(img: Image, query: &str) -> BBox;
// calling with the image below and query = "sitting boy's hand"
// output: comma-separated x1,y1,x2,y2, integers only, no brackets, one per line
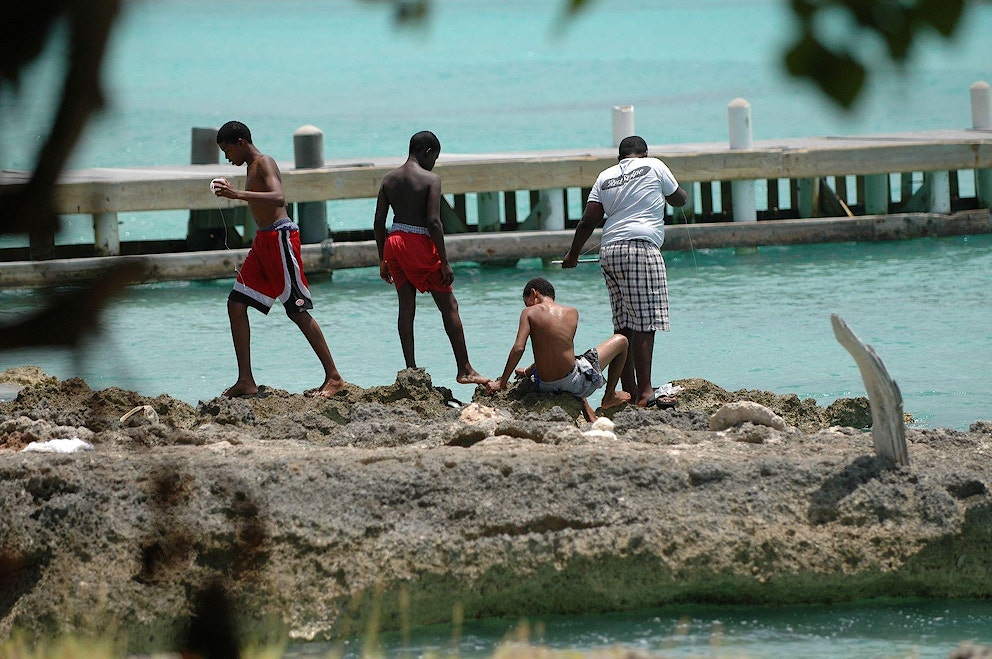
485,379,504,395
513,368,529,380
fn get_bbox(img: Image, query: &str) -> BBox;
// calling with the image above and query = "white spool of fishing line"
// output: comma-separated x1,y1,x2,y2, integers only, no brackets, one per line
209,177,229,193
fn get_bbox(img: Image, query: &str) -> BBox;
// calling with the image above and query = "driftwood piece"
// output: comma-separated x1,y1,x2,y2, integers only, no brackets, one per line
831,314,909,466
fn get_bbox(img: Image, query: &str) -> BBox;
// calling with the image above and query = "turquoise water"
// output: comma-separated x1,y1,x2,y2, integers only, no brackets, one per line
1,234,990,430
2,0,991,239
3,1,992,655
290,599,992,658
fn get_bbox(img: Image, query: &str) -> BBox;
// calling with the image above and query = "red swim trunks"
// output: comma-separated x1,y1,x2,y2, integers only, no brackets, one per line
229,218,313,315
383,228,452,293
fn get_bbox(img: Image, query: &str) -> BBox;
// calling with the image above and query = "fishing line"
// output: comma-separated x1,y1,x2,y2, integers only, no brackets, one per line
209,178,233,250
210,177,242,279
680,206,699,276
550,237,601,264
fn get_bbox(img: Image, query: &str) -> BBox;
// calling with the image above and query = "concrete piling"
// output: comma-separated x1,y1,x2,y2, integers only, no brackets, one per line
293,125,330,243
612,105,634,148
972,81,992,208
728,98,757,223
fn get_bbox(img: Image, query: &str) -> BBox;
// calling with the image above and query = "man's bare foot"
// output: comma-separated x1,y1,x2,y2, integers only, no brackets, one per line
306,376,347,398
224,381,259,398
456,370,491,386
600,390,632,410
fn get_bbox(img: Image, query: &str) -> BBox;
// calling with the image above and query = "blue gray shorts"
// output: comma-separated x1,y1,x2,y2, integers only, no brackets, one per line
534,348,605,398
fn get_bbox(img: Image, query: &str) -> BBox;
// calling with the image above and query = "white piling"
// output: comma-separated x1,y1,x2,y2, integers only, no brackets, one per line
929,171,951,214
293,125,329,243
477,192,500,232
612,105,635,147
728,98,756,223
972,81,992,130
971,81,992,208
538,189,565,231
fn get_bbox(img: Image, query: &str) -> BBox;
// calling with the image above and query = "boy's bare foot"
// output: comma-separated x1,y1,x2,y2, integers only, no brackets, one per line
223,381,259,398
456,370,491,386
600,390,632,410
306,377,347,398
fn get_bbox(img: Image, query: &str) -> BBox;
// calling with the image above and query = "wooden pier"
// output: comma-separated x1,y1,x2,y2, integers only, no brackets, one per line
1,128,991,288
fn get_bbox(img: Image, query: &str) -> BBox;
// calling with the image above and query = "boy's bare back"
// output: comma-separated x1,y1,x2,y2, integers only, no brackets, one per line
380,162,441,228
525,301,580,382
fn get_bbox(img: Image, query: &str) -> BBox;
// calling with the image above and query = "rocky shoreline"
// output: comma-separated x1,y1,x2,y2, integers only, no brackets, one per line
1,365,991,653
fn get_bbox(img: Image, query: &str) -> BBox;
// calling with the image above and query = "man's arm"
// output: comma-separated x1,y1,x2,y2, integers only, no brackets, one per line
487,310,532,393
423,175,453,285
666,186,689,208
373,186,392,283
562,201,604,269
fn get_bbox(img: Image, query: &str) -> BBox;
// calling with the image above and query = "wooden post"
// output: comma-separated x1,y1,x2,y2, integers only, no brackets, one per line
503,191,518,230
294,125,329,243
864,174,889,215
477,192,500,232
728,98,756,223
93,212,120,256
798,178,818,217
831,314,908,466
612,105,634,147
972,81,992,208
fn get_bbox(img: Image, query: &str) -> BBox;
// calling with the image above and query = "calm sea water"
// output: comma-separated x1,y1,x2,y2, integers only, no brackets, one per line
291,599,992,659
2,1,991,655
2,235,991,430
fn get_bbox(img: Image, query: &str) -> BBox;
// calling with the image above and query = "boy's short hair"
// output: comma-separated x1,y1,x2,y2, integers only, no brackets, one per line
217,121,252,145
409,130,440,155
618,135,648,159
523,277,555,300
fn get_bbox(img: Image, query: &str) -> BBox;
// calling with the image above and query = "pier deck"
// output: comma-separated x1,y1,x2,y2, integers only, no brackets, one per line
1,128,990,288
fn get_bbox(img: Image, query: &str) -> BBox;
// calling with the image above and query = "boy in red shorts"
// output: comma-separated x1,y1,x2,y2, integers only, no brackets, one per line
373,131,490,387
212,120,345,398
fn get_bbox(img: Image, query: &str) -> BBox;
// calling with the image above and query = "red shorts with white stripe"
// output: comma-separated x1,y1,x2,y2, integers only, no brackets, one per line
383,229,452,293
229,218,313,315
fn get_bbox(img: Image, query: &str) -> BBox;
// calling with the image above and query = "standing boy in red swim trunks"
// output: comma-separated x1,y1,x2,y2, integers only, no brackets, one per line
373,131,489,386
212,120,346,398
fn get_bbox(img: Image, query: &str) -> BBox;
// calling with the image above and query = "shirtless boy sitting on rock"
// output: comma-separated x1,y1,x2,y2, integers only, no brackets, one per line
486,277,631,421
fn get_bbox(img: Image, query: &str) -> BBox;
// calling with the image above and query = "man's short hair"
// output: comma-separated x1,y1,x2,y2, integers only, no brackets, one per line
618,135,648,159
523,277,555,300
409,130,440,155
217,121,252,145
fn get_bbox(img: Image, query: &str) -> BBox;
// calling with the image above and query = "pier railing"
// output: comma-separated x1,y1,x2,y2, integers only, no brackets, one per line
2,91,992,288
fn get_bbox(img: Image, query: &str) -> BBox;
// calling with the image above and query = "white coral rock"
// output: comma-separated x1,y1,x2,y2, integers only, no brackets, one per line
710,401,788,431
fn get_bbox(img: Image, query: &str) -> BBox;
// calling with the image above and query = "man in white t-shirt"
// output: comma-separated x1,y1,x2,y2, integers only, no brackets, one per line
562,135,688,408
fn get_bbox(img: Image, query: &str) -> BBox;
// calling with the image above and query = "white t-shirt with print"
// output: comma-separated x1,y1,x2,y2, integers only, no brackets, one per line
587,157,680,248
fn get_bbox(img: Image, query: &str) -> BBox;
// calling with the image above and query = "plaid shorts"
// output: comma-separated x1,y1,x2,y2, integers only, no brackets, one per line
599,239,670,333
